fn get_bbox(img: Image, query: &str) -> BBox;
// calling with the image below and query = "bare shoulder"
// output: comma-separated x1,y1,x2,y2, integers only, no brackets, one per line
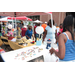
58,33,65,39
58,33,67,43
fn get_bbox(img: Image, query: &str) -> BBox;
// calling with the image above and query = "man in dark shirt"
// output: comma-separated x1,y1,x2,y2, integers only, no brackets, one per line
34,23,42,42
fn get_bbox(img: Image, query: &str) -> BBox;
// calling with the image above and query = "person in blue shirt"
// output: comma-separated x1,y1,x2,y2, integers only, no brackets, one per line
25,26,33,39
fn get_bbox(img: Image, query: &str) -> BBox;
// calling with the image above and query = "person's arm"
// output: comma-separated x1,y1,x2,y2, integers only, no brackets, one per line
31,30,34,40
49,34,65,59
26,35,30,39
43,29,47,42
55,29,59,43
34,26,36,38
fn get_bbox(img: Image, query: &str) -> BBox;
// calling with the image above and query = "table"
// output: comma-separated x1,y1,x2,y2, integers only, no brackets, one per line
8,40,36,50
1,36,36,50
0,36,9,45
0,39,3,46
1,44,59,62
1,45,45,62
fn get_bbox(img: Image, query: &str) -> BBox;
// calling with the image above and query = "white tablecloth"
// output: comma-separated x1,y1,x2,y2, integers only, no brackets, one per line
1,44,59,62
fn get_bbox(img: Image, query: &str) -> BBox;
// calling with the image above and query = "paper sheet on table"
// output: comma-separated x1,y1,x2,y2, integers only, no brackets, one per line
11,38,16,42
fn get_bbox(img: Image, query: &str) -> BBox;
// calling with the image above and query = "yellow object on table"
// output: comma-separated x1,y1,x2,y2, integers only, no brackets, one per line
1,36,9,45
0,38,3,46
8,40,36,50
0,36,35,50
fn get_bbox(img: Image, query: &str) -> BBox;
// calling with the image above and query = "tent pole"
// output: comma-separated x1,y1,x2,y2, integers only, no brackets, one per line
14,12,17,37
50,14,54,47
12,17,13,28
51,14,53,28
14,12,16,26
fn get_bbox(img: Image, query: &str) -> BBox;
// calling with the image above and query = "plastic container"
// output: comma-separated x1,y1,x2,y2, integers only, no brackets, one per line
36,39,42,46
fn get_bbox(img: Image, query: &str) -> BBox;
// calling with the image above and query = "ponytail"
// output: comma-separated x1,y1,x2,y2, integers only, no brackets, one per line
63,15,75,43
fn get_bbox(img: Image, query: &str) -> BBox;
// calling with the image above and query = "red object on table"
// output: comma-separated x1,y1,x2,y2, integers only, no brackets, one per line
31,41,35,44
0,49,4,52
7,36,14,40
32,41,35,43
0,49,5,53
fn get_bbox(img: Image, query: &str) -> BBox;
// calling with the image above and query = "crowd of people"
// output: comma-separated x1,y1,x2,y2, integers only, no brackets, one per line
0,20,63,42
0,14,75,62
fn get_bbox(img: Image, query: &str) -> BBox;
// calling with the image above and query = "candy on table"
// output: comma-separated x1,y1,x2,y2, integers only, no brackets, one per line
40,48,43,50
0,48,5,54
30,54,32,57
22,57,25,60
18,53,20,56
21,52,24,55
33,47,35,49
14,58,17,59
38,50,40,52
25,56,27,58
33,54,36,56
18,58,20,60
33,50,35,53
36,47,39,49
16,54,19,57
14,47,44,60
25,51,26,53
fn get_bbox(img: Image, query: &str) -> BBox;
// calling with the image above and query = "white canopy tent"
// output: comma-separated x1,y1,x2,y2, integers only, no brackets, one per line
33,20,43,23
0,16,13,21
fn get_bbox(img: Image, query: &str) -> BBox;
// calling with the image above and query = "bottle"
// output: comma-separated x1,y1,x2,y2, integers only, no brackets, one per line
46,39,51,49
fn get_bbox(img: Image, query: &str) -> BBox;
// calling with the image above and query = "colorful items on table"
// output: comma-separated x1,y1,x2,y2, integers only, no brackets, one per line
2,26,5,35
8,36,14,40
2,31,5,36
0,33,2,36
0,48,5,54
46,39,51,49
8,31,13,36
12,28,14,32
31,41,35,44
14,47,43,60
